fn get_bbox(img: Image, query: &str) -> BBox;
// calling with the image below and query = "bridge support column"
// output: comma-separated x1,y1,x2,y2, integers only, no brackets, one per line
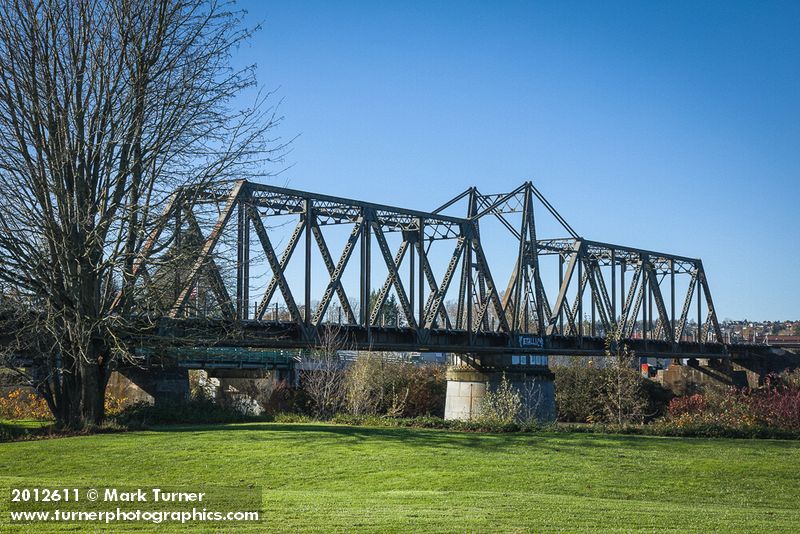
111,368,190,406
444,360,555,422
206,369,280,416
660,359,749,395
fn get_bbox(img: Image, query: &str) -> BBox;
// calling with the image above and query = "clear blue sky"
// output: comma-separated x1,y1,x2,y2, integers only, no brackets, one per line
238,0,799,321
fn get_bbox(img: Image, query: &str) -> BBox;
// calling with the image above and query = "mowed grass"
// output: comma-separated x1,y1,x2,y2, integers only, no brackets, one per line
1,423,799,532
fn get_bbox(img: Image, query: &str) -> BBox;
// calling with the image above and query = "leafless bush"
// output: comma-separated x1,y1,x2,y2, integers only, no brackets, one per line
479,373,522,424
302,325,347,418
603,333,647,424
344,354,445,418
518,376,544,423
344,352,383,416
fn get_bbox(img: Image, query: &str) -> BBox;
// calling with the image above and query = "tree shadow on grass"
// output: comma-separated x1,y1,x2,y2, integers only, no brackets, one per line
144,422,800,455
149,422,497,450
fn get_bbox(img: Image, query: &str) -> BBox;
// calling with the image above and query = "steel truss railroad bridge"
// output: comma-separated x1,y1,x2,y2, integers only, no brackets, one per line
118,179,775,371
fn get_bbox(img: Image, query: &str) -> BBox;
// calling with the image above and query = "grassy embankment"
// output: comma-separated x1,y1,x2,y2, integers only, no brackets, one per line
1,422,799,532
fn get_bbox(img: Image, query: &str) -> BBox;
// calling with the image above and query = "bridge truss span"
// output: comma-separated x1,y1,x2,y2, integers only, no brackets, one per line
119,179,725,358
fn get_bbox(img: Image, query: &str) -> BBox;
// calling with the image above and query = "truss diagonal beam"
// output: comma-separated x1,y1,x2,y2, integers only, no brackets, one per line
472,237,511,333
417,241,452,329
501,257,520,322
371,227,416,328
675,271,697,341
312,221,361,325
619,265,642,336
255,220,305,320
112,192,180,312
592,262,614,327
642,257,674,342
169,181,244,317
311,220,357,323
584,260,611,333
547,242,581,335
370,240,408,326
249,208,303,324
566,269,588,336
535,267,553,330
698,266,723,343
624,275,646,339
180,209,236,319
423,238,465,329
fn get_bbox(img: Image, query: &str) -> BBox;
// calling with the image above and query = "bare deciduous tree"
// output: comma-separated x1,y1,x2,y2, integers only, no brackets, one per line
344,352,381,416
302,324,347,418
602,331,646,425
518,376,544,423
0,0,284,427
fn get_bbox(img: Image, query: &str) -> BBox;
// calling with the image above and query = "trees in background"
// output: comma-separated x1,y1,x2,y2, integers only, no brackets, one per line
369,291,399,327
304,347,446,419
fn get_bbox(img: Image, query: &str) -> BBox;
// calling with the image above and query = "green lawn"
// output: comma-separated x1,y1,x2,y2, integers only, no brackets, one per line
1,423,799,532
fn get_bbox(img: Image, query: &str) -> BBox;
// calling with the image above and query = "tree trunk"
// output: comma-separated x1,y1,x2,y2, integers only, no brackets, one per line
48,340,109,429
79,357,106,427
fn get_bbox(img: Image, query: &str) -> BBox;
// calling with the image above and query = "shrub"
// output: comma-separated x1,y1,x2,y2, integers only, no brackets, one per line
302,361,346,419
265,379,310,415
553,359,664,424
664,376,800,433
778,368,800,390
746,383,800,430
668,394,707,417
104,391,127,417
478,373,522,425
553,362,607,423
342,354,445,418
641,378,674,420
113,399,270,428
400,364,446,418
343,352,384,416
665,387,754,430
303,324,348,418
0,389,52,420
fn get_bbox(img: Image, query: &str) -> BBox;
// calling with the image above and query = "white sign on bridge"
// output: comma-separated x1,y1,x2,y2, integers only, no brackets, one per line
518,335,544,348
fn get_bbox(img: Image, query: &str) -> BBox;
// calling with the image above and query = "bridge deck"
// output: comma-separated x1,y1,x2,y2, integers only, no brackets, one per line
147,318,738,361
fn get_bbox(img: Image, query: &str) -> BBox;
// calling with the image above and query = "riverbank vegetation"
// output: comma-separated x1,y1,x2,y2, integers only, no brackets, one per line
4,356,800,441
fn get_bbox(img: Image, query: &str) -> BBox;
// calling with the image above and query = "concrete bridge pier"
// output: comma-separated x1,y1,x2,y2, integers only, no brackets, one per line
109,368,190,406
444,357,556,422
205,369,281,415
659,358,751,395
